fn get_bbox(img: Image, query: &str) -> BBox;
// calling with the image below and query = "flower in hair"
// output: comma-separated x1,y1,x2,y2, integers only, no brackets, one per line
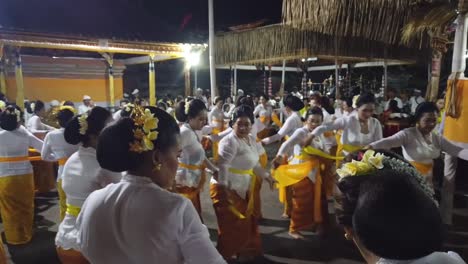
30,102,35,113
184,99,190,115
337,150,384,178
124,103,135,113
6,107,21,122
78,114,88,135
59,105,76,114
129,106,159,153
0,100,6,111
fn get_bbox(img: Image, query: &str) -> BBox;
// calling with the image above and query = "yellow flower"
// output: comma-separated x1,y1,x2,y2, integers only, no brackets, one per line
147,131,159,141
78,115,88,135
59,105,76,113
143,118,158,133
143,137,154,151
133,128,145,140
0,100,6,111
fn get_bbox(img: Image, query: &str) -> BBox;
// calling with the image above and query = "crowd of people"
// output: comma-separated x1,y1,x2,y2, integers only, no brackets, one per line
0,87,466,264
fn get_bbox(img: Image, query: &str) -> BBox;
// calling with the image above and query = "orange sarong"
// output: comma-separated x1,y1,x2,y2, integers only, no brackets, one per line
0,241,7,264
210,184,262,259
0,174,34,245
290,178,321,232
29,150,56,193
410,161,434,186
56,247,89,264
175,163,206,218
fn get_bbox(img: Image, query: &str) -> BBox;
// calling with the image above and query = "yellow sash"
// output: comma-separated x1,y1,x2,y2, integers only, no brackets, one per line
274,159,319,187
58,158,68,166
0,156,29,162
179,162,204,171
66,204,81,217
303,146,344,161
272,112,282,127
342,144,363,153
410,161,433,176
228,168,256,219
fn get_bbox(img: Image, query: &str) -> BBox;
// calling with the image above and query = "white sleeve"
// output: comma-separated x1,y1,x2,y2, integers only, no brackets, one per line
311,117,346,137
207,110,214,126
27,130,44,152
370,130,408,150
217,137,238,187
261,115,295,145
210,127,232,142
179,200,226,264
253,105,261,117
201,125,213,136
96,169,122,188
41,134,55,161
277,129,304,157
440,136,468,161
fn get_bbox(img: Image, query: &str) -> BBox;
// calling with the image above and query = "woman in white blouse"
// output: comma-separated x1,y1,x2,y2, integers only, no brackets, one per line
55,106,121,263
369,102,468,185
211,105,275,261
76,106,225,264
26,100,55,133
308,93,382,155
41,106,79,220
0,105,43,245
208,97,227,161
261,95,304,145
174,99,218,216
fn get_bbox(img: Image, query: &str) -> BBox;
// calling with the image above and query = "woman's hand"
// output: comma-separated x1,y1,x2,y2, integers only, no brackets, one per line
264,175,277,190
271,155,286,169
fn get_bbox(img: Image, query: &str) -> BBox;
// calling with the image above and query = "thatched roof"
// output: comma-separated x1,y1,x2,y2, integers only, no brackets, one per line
215,24,425,65
281,0,452,46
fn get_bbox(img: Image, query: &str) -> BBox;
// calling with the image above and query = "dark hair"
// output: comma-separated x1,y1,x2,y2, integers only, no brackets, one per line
305,106,324,119
97,107,180,172
0,105,21,131
64,106,111,145
34,100,45,114
388,99,401,113
157,101,167,111
230,105,255,127
344,97,353,109
175,98,206,123
62,101,75,107
336,150,443,260
57,108,75,128
355,173,442,260
235,95,254,109
321,96,335,115
284,95,304,112
213,96,223,105
258,93,268,100
414,102,438,123
120,99,130,105
355,93,376,108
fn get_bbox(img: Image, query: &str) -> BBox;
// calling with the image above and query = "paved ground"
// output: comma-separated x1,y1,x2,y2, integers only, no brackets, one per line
1,144,468,263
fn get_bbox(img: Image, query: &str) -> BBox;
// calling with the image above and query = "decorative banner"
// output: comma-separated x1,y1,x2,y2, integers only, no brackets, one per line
268,65,272,97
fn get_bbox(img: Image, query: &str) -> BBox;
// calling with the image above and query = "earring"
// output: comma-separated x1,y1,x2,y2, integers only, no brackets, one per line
153,163,162,172
344,233,352,241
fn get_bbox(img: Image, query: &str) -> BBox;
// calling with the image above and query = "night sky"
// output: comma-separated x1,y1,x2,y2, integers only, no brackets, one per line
0,0,283,42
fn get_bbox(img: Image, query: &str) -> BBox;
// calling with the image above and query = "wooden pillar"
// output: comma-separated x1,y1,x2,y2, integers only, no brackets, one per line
280,60,286,97
233,65,237,98
0,45,6,95
15,49,25,109
149,54,156,106
101,53,115,108
185,63,191,97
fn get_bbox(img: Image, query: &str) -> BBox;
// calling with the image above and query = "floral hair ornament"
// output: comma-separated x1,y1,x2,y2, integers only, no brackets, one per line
0,100,6,111
59,105,77,114
124,103,135,113
6,107,22,122
337,149,436,204
129,106,159,153
337,150,384,178
78,114,88,135
184,98,190,115
30,102,36,113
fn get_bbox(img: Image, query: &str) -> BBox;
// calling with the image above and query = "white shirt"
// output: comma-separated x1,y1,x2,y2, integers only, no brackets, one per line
253,104,273,119
262,111,303,145
385,97,404,110
176,124,206,188
370,127,468,165
212,132,268,198
78,104,92,115
409,96,425,114
0,126,43,177
208,107,225,130
26,115,55,133
56,146,122,250
377,251,466,264
112,109,122,121
41,128,79,180
77,174,225,264
312,113,383,152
